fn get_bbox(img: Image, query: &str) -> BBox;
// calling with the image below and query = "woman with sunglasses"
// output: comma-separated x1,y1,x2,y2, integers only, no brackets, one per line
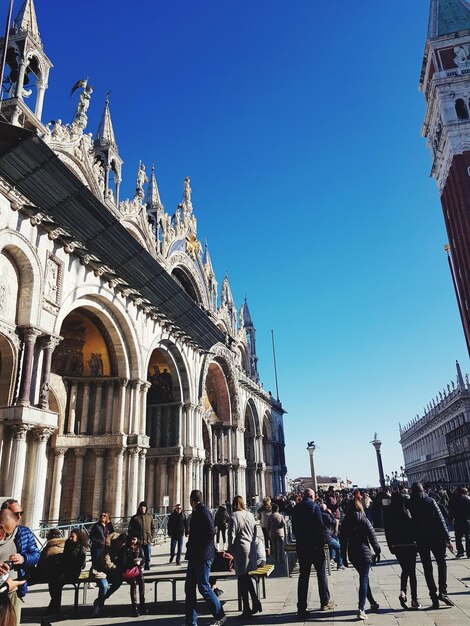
89,512,114,569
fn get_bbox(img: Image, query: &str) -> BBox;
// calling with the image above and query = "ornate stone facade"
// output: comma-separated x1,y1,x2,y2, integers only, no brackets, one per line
0,0,287,529
400,362,470,485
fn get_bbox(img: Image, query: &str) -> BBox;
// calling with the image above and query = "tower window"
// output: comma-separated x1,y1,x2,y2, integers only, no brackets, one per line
455,98,469,120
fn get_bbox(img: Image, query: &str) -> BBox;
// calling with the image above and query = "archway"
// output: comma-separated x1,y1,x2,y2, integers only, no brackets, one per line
244,401,259,501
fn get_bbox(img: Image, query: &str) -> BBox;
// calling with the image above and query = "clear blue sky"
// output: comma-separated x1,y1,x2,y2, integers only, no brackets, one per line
7,1,469,486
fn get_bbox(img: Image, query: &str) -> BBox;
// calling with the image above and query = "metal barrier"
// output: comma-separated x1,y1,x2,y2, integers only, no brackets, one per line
33,513,170,548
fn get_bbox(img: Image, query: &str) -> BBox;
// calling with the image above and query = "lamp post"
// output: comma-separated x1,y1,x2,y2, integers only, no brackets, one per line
370,433,385,490
307,441,317,492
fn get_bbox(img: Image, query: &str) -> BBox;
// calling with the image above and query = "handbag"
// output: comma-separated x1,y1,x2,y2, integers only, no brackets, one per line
211,550,234,572
122,566,140,580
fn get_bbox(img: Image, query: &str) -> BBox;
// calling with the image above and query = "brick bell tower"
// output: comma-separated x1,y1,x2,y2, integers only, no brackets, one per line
421,0,470,355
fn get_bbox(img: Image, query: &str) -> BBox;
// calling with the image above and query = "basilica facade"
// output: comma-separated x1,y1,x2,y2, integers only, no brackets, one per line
0,0,287,529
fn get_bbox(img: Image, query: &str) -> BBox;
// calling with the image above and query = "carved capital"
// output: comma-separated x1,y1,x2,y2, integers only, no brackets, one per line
19,327,41,343
128,447,139,457
120,378,129,389
33,427,55,443
41,335,62,352
94,448,106,458
130,379,140,390
113,447,125,458
12,424,31,440
54,447,67,457
139,449,147,460
74,448,87,457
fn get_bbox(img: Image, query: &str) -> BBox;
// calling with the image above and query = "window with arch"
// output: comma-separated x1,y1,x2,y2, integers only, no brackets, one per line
455,98,469,120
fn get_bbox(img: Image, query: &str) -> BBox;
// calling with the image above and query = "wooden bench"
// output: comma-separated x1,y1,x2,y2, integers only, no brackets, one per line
284,543,332,577
247,564,275,602
145,569,237,604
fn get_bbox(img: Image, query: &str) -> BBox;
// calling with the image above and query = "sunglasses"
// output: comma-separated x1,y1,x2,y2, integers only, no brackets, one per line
14,511,23,518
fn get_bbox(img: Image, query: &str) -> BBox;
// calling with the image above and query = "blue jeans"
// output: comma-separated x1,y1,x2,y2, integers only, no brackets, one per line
328,538,343,566
185,558,223,625
171,536,183,563
143,543,151,568
354,562,375,610
297,547,330,611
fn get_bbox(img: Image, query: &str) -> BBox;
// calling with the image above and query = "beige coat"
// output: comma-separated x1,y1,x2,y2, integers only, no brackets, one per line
228,510,257,575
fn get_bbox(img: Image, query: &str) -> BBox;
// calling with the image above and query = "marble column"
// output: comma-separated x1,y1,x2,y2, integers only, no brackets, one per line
7,424,31,499
35,82,47,119
80,382,91,434
93,382,104,434
15,61,27,100
49,448,66,522
174,457,182,507
17,328,40,406
71,449,86,520
92,449,106,517
184,458,193,510
127,448,139,515
206,464,213,508
105,381,115,434
67,382,78,434
26,428,54,528
146,458,155,509
138,449,147,503
139,382,150,436
158,457,167,511
129,380,139,434
39,336,61,410
116,379,128,433
112,448,125,519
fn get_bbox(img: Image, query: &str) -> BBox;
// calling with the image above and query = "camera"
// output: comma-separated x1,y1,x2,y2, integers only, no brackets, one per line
4,560,14,568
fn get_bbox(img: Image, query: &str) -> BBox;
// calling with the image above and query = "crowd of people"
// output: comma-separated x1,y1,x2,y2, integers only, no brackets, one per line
0,482,468,625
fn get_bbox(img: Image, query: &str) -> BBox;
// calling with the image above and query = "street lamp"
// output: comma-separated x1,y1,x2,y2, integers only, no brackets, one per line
370,433,386,490
306,441,317,492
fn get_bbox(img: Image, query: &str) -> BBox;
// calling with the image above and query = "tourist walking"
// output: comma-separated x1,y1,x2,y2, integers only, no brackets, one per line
184,489,226,626
340,498,380,620
258,497,272,553
214,505,229,549
408,482,454,609
228,495,261,618
168,504,188,565
89,512,114,569
267,503,285,563
384,492,420,609
449,486,470,558
128,502,154,570
291,488,334,619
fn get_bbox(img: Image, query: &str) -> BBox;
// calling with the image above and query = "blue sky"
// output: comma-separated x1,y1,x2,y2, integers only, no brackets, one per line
6,0,468,486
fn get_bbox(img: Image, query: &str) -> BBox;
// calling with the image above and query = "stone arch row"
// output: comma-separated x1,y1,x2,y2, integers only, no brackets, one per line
0,235,282,526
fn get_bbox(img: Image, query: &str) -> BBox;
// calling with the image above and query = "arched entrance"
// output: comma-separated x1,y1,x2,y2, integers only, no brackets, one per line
203,360,233,507
244,401,260,502
145,343,187,512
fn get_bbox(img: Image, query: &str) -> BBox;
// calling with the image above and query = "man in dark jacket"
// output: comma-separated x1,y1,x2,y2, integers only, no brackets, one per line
291,489,334,618
184,490,226,626
128,501,154,570
408,482,454,608
168,504,188,565
449,486,470,558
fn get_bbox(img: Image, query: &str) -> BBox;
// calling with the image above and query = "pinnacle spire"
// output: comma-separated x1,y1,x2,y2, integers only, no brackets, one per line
13,0,40,41
427,0,470,39
95,93,116,147
145,164,163,210
241,296,254,327
456,359,465,390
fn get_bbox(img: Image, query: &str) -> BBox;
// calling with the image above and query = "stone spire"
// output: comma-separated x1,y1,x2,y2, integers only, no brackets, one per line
456,359,466,390
241,296,254,328
145,164,163,211
427,0,470,39
95,93,116,147
93,95,123,205
13,0,40,42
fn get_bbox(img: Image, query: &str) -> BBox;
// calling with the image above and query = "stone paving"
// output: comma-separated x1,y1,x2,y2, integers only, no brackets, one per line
20,531,470,626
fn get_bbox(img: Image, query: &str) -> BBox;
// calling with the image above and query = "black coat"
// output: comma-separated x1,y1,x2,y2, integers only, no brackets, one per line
408,493,450,545
186,503,216,562
168,511,188,538
291,498,325,550
340,512,380,566
449,494,470,524
384,509,415,553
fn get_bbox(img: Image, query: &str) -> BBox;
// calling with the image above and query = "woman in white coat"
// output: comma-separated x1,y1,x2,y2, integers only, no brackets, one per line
228,495,262,618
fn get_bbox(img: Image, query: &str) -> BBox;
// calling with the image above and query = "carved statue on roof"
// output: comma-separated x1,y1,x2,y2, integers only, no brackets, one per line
136,161,148,198
184,177,192,206
71,79,93,129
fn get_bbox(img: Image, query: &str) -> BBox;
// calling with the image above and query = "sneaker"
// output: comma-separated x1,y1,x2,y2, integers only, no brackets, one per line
438,593,454,606
214,587,224,597
370,602,380,612
337,564,345,570
431,597,440,609
456,552,464,559
210,616,227,626
399,592,407,609
411,600,422,610
321,600,335,611
357,609,367,620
